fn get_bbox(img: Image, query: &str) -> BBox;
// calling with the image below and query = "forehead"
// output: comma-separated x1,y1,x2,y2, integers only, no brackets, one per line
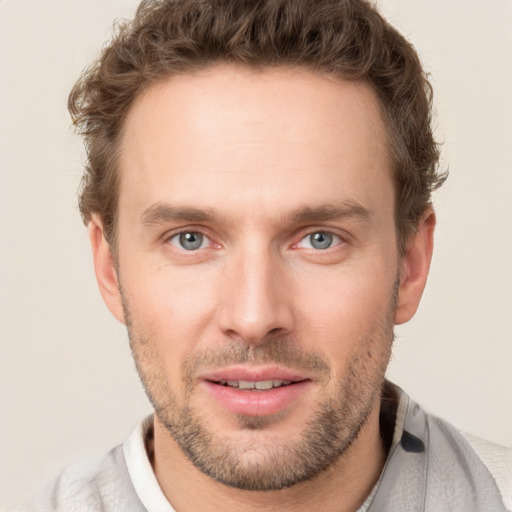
118,65,393,221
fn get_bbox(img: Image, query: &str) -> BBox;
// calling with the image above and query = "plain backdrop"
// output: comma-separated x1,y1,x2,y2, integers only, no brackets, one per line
1,0,511,508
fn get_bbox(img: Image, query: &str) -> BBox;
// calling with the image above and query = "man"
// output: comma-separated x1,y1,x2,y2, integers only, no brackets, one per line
20,0,511,511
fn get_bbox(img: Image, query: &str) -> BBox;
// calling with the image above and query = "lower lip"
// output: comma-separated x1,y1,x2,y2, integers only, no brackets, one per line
203,380,311,416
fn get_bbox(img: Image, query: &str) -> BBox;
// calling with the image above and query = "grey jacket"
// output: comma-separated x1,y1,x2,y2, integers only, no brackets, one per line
16,385,511,511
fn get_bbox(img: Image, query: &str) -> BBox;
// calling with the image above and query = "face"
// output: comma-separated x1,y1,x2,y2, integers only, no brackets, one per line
102,66,405,490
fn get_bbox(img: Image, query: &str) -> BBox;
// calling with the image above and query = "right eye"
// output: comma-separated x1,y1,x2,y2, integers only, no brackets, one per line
168,231,210,251
296,231,343,251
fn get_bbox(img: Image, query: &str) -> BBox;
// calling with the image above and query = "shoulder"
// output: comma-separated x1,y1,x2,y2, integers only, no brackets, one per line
375,384,511,512
462,430,512,512
13,446,145,512
426,414,512,511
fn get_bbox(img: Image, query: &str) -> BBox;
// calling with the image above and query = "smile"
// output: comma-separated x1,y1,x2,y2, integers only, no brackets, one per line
212,379,294,390
202,369,312,416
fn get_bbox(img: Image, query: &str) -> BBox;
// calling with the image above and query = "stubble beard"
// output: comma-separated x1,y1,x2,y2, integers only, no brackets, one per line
122,287,397,491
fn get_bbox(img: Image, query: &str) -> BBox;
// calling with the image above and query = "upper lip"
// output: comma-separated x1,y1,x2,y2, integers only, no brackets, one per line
199,365,310,383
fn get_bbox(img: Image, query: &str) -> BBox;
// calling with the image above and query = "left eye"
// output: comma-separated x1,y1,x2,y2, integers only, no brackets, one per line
169,232,209,251
297,231,342,250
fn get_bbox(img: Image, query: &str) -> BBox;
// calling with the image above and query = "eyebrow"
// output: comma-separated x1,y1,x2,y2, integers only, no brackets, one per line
290,200,371,223
141,203,218,226
140,199,371,227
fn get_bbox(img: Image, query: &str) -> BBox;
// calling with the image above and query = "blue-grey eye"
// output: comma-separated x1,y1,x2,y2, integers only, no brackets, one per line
298,231,341,250
310,232,333,249
170,232,206,250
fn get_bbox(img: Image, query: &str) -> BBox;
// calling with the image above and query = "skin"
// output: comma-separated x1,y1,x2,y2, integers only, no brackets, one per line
89,66,435,512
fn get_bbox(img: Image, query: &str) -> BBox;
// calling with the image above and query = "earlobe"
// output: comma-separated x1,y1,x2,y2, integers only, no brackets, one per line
89,216,126,325
395,210,436,325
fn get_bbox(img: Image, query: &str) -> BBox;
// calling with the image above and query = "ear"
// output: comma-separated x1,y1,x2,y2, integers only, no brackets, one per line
88,215,126,325
395,210,436,325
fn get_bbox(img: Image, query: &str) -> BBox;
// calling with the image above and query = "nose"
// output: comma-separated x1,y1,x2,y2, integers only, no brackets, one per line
217,243,294,345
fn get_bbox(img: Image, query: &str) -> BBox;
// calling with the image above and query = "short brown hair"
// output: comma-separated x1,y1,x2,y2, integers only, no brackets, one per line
69,0,446,254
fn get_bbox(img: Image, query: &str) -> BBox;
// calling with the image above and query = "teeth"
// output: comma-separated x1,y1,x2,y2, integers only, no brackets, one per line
255,380,273,390
220,380,293,390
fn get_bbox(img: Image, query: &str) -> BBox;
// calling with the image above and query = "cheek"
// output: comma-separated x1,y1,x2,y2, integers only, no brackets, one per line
293,263,397,362
122,262,220,363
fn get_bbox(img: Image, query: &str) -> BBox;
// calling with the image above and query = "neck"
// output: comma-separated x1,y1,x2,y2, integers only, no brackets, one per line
152,401,387,512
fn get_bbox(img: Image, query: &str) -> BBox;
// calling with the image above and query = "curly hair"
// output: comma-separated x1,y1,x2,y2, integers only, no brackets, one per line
69,0,446,255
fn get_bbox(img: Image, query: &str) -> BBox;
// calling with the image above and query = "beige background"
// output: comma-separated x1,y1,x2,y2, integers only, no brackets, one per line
1,0,511,508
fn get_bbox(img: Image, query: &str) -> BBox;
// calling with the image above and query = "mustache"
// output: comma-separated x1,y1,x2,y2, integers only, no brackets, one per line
182,335,331,382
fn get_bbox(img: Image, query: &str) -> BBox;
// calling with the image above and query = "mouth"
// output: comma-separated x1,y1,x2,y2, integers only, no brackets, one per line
200,367,312,416
208,378,301,390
